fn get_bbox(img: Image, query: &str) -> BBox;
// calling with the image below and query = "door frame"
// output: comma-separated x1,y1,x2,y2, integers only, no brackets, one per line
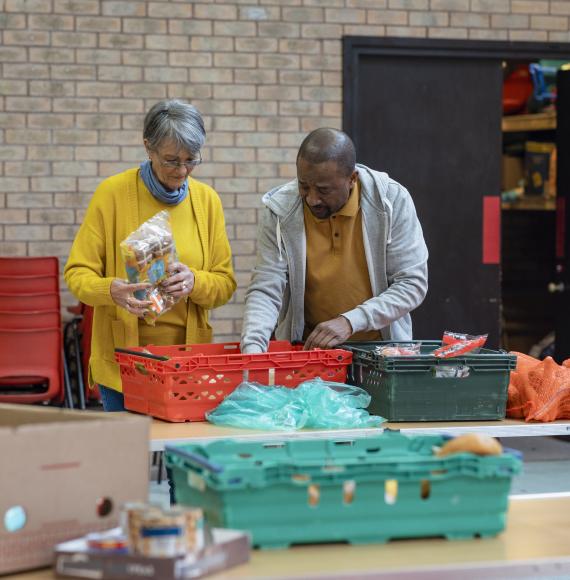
343,37,570,139
343,36,570,356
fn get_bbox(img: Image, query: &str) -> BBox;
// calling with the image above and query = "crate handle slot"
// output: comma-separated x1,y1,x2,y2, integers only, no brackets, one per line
165,446,224,474
224,344,240,351
433,365,470,379
343,480,356,504
366,447,381,454
385,480,398,505
334,440,354,446
263,442,285,449
134,363,148,376
420,480,431,500
308,484,320,507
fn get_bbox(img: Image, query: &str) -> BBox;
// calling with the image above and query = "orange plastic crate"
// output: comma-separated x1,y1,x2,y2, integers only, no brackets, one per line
115,340,352,422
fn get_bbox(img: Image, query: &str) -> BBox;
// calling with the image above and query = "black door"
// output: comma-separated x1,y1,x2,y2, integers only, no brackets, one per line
344,38,570,352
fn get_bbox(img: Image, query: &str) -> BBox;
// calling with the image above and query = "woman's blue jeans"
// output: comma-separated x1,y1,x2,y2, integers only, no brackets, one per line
98,385,176,504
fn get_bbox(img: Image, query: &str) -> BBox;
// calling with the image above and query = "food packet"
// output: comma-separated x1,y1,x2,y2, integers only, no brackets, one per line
374,342,421,356
120,210,178,325
435,433,503,457
432,331,488,358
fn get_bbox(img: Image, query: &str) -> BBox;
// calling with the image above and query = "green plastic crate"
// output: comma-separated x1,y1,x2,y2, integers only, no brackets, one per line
344,341,517,422
165,432,521,549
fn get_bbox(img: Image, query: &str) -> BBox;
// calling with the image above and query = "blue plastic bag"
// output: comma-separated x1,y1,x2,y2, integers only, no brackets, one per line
205,378,385,431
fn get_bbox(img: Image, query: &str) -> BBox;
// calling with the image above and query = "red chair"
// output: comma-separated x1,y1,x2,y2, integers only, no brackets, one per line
0,327,64,404
0,257,72,407
0,292,60,311
0,275,58,293
0,310,60,329
0,256,58,276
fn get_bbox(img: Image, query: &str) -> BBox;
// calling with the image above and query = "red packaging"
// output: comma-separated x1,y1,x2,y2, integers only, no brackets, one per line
433,331,488,358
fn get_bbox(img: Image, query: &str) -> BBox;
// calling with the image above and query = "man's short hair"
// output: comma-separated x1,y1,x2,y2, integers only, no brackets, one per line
297,128,356,177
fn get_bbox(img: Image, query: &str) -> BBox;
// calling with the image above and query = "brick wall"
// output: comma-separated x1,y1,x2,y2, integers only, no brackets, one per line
1,0,568,341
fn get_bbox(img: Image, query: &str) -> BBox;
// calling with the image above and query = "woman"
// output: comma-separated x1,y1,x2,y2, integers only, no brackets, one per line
65,99,236,412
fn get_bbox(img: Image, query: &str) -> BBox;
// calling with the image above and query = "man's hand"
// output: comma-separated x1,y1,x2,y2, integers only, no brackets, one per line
304,316,353,350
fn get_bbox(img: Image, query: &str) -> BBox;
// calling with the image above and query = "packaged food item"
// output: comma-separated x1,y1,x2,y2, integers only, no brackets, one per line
121,502,158,553
86,529,128,553
184,507,205,553
374,342,421,356
120,210,178,325
433,331,488,358
122,503,205,558
139,509,187,558
436,433,503,457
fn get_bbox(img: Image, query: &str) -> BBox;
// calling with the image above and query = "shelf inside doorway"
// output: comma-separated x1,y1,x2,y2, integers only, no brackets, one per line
501,195,556,211
502,111,557,132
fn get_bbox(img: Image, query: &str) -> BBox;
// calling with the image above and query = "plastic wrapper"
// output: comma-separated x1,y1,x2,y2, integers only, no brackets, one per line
205,378,385,431
374,342,421,356
120,210,178,325
432,331,488,358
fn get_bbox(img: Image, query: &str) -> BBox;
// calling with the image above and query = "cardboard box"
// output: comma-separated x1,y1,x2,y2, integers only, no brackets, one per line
501,154,524,191
0,404,150,575
54,528,250,579
525,141,556,197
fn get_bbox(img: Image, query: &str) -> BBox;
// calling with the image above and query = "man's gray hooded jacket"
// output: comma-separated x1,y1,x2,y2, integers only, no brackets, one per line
240,164,429,354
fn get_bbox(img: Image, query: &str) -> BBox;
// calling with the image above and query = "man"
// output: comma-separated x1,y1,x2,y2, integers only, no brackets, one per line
240,128,428,353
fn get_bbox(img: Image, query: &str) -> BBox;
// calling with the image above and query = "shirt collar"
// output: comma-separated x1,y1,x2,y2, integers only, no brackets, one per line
335,178,360,217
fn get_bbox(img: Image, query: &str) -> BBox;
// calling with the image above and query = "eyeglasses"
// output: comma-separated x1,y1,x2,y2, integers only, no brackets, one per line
156,151,202,170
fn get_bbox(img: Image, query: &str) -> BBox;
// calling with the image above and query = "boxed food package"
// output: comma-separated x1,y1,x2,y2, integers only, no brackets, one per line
501,154,524,191
54,528,250,579
524,141,556,197
0,404,150,575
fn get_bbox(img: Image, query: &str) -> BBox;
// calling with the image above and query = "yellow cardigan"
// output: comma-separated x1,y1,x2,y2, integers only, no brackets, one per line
64,168,236,391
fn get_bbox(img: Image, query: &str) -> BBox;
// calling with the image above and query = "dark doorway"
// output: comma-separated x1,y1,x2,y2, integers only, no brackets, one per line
344,38,570,359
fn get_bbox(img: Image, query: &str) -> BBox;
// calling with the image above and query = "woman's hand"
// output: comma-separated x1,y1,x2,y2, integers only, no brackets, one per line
162,262,195,300
110,279,152,318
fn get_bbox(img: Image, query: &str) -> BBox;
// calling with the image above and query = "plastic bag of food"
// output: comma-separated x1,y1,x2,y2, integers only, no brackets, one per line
205,378,385,431
432,331,488,358
120,210,178,325
374,342,422,356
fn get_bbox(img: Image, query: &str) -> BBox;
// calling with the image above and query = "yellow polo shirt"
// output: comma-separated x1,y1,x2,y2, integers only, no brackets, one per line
137,176,203,347
303,179,380,342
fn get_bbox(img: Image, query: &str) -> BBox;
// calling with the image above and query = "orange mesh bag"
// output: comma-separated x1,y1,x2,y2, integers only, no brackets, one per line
507,352,570,421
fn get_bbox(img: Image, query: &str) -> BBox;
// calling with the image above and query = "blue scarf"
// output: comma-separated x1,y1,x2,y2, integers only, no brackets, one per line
139,160,189,205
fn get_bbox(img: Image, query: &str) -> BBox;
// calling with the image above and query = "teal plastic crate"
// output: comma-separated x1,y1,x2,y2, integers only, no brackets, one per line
344,341,517,422
165,432,521,549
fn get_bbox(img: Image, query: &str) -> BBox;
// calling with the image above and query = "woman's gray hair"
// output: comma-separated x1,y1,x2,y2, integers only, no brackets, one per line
143,99,206,154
